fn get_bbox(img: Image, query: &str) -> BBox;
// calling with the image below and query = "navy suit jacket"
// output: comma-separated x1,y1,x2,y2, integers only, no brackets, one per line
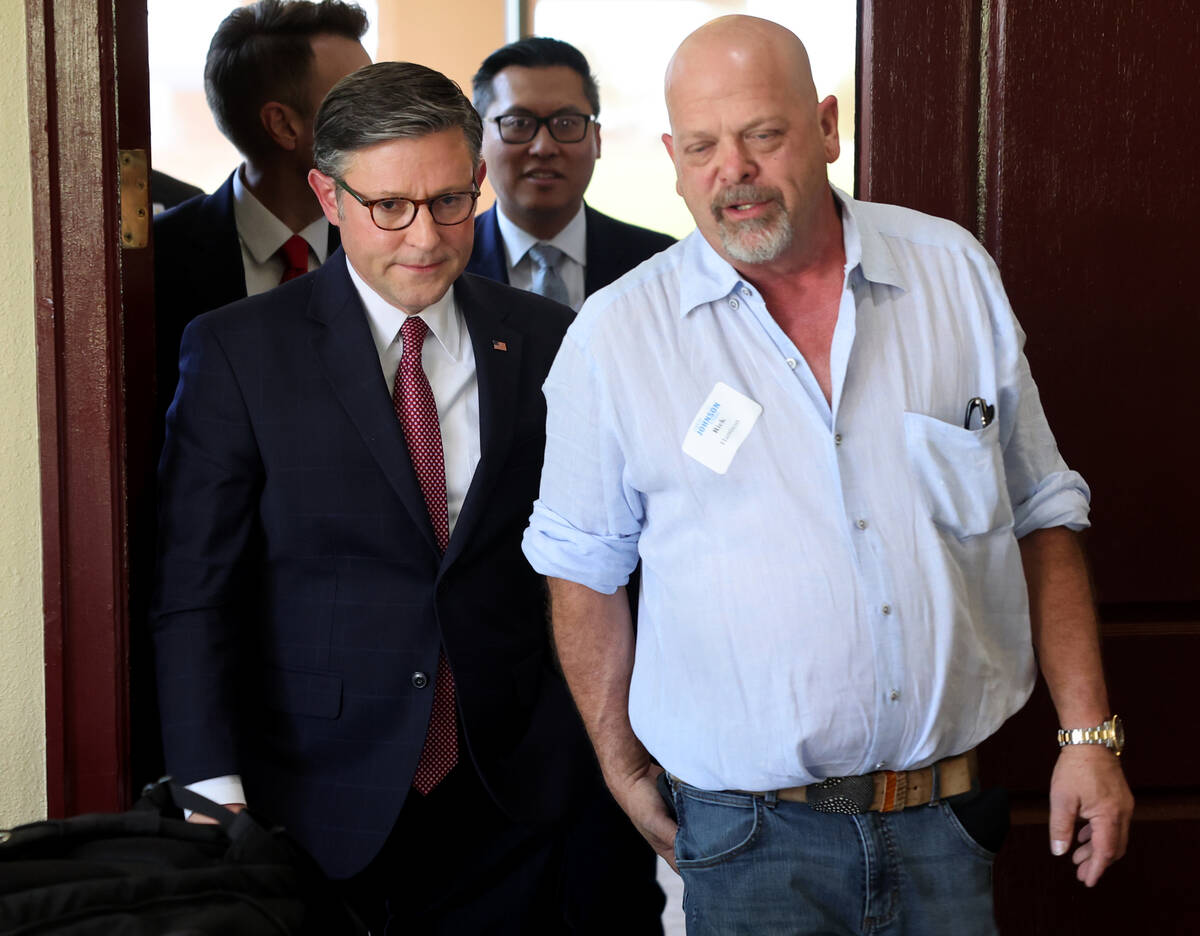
151,253,585,879
466,203,674,298
152,170,341,414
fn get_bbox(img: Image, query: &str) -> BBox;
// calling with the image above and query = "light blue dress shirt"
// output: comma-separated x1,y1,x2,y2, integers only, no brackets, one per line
496,203,588,310
522,188,1091,793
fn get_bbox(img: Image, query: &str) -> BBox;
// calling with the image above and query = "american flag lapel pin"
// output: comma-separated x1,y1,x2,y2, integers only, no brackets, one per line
492,339,508,352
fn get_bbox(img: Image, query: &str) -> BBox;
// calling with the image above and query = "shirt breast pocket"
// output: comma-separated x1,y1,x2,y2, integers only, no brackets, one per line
902,411,1013,538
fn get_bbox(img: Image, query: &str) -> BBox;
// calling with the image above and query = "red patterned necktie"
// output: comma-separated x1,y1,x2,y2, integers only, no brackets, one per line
278,234,309,283
394,315,458,794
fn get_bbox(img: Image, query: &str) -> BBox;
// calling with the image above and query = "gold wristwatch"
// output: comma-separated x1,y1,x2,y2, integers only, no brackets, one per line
1057,714,1125,757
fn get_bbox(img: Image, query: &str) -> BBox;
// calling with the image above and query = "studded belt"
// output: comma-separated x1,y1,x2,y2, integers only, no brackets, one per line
679,750,978,816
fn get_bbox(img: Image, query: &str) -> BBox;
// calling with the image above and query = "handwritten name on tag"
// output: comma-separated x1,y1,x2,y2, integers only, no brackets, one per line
682,382,762,474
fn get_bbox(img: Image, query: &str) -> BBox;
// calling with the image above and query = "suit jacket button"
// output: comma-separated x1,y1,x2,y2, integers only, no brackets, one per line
411,671,429,689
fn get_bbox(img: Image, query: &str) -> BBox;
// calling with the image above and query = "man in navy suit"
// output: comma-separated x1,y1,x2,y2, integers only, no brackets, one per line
466,38,674,308
153,0,370,412
468,39,671,933
152,61,594,933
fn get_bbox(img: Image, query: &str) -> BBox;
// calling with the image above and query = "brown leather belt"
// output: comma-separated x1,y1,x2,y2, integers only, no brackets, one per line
678,750,978,816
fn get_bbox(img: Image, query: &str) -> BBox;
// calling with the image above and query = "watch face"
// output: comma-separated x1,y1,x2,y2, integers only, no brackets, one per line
1111,715,1125,752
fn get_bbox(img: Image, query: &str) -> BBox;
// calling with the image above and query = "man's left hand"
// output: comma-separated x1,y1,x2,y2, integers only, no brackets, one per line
1048,745,1133,886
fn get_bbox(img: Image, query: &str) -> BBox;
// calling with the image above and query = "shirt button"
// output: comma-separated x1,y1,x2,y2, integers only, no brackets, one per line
890,689,901,701
875,761,887,771
856,519,868,530
411,672,429,689
741,287,751,297
834,433,843,445
785,357,797,369
728,298,740,310
881,604,891,615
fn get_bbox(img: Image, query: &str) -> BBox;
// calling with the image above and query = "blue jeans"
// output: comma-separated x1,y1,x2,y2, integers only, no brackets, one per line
670,778,1000,936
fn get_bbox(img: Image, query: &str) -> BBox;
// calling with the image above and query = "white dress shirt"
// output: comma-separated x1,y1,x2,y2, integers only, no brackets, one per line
188,260,480,810
347,257,481,533
496,203,587,310
232,166,330,296
524,187,1090,792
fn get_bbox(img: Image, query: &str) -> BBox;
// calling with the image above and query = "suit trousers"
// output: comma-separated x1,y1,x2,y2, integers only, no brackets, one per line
341,760,562,935
561,773,665,935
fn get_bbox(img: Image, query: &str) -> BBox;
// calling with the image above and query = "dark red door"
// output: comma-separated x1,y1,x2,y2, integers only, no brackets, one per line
861,1,1199,931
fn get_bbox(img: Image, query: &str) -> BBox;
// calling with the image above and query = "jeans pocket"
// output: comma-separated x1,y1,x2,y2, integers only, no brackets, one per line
673,785,761,869
939,786,1010,859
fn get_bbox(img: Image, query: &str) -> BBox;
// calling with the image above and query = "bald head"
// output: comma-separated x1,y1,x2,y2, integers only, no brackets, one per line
660,15,841,273
665,16,817,130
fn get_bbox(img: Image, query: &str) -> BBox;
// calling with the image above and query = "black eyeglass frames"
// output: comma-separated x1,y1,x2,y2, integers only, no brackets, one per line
492,112,596,144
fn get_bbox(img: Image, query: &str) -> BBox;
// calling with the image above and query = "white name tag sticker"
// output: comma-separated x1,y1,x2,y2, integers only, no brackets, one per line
682,382,763,474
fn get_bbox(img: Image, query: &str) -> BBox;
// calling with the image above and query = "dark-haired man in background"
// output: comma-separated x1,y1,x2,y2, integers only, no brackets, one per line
468,38,671,933
153,0,370,407
135,0,369,811
467,37,673,309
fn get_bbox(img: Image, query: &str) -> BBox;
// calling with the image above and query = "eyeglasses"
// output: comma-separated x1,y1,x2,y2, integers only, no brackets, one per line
335,177,480,231
493,113,596,144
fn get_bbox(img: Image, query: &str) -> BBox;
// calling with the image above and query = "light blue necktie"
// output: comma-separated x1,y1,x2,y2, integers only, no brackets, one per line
527,243,571,307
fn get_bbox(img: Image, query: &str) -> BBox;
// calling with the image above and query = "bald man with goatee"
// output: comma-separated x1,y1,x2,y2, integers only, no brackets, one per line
523,15,1132,935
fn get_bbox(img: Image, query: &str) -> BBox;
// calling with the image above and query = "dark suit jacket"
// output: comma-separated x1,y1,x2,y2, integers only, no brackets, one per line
151,253,585,879
466,203,674,298
150,169,203,211
152,170,341,414
468,204,668,630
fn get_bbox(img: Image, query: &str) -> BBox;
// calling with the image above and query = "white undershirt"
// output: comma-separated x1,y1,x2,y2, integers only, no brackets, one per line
495,203,587,310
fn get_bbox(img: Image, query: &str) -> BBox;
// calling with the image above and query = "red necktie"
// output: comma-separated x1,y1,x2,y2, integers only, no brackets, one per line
279,234,309,283
394,315,458,794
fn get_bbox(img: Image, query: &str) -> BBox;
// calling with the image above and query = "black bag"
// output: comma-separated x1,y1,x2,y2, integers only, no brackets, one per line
0,780,368,935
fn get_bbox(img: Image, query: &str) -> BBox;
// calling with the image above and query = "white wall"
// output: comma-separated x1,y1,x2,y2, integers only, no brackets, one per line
0,0,47,827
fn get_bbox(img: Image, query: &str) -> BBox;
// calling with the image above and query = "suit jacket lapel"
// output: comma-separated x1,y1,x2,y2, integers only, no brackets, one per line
188,174,342,310
191,173,249,308
583,203,610,298
443,276,523,567
309,251,441,555
467,208,510,285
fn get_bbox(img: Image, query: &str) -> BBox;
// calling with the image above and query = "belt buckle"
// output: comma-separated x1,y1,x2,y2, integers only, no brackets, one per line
807,775,875,815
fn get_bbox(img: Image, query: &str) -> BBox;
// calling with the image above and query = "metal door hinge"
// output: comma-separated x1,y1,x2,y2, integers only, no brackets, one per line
119,149,149,248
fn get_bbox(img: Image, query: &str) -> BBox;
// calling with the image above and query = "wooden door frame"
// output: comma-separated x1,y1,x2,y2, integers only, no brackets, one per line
858,0,982,232
859,0,1199,929
26,0,152,817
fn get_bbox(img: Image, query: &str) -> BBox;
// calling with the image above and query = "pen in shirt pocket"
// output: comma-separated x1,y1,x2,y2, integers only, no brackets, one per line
963,397,995,430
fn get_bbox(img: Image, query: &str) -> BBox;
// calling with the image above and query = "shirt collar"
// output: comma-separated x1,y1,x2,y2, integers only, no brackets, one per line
832,185,906,291
677,185,908,317
677,230,747,316
232,164,330,265
496,201,588,267
345,255,464,362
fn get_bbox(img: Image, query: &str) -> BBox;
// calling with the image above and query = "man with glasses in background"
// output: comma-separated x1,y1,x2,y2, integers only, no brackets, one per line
468,36,672,934
467,37,674,310
153,61,595,933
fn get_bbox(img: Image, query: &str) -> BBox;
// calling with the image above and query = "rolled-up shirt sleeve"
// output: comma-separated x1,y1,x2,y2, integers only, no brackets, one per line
1003,348,1091,539
523,322,643,593
985,255,1092,539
